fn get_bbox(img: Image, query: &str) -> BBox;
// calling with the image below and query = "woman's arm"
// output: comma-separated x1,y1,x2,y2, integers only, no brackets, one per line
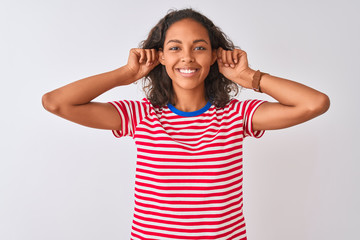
216,48,330,130
238,69,330,130
42,48,159,130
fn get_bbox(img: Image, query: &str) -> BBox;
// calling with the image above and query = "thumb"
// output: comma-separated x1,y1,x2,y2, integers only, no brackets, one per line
128,48,141,63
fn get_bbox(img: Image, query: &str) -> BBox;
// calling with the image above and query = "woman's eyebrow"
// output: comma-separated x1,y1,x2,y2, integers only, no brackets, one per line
166,39,209,45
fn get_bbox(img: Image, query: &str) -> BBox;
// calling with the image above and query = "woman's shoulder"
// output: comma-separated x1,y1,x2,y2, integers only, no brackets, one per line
218,98,265,113
221,98,244,109
110,98,156,115
227,98,265,106
141,98,162,110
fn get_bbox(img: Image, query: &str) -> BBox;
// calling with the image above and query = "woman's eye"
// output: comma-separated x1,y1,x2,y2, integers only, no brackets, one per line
169,46,206,51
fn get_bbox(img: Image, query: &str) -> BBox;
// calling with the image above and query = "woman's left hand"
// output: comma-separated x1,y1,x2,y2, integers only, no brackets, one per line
216,47,254,89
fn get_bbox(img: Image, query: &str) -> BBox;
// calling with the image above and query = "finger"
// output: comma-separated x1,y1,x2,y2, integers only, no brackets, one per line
221,49,229,67
130,48,142,64
138,49,146,64
241,50,247,58
154,49,161,65
217,47,223,63
151,49,157,64
238,50,247,64
226,50,235,68
145,49,151,66
233,49,241,64
146,49,152,65
215,49,223,67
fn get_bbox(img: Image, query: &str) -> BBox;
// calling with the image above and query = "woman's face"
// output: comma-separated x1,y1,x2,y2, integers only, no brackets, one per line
159,18,217,96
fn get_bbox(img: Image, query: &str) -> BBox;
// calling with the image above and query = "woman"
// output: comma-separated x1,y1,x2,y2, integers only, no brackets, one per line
42,8,330,240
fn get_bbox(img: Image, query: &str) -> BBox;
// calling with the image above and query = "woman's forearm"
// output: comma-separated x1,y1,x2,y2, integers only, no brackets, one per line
244,69,330,114
42,66,135,111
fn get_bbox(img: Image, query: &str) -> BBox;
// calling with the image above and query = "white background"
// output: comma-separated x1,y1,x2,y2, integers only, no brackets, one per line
1,0,359,239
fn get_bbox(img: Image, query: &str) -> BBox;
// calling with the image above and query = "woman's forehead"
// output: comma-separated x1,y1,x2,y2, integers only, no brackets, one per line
165,19,210,42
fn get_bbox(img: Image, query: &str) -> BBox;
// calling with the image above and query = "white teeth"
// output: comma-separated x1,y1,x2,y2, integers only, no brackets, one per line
179,69,196,74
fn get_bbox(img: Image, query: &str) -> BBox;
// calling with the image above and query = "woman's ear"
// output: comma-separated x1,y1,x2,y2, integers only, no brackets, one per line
211,49,217,65
158,48,165,65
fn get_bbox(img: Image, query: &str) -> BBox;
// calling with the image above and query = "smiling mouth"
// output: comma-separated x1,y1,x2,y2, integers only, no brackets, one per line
176,68,199,75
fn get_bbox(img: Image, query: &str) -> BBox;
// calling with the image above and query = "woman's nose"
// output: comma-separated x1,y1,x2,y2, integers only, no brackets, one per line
181,49,194,63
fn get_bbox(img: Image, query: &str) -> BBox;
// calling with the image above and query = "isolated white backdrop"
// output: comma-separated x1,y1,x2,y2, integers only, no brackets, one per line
1,0,359,239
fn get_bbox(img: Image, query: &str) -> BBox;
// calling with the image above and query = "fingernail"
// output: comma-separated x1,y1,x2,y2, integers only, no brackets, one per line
230,64,235,68
225,64,229,67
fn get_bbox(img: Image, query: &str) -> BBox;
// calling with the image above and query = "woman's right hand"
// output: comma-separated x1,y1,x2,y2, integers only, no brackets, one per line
42,48,160,130
124,48,160,84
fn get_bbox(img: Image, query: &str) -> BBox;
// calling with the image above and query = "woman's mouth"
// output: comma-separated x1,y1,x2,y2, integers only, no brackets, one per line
176,68,199,77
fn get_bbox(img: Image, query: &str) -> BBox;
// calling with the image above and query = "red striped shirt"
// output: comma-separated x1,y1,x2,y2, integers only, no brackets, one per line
110,98,265,240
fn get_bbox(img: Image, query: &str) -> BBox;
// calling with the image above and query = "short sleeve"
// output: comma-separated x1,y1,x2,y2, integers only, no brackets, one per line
239,99,266,138
108,98,149,138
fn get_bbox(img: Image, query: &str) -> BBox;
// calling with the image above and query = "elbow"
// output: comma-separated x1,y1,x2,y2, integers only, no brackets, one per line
306,93,330,118
42,92,61,114
322,94,331,113
315,93,330,115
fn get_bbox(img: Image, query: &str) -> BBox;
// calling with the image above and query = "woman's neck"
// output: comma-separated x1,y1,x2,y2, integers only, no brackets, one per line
172,91,208,112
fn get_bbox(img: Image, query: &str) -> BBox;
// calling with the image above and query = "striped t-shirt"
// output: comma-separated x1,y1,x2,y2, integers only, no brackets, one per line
110,98,265,240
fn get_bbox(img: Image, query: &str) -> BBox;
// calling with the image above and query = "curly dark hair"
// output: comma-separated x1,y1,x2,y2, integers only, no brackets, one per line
140,8,240,108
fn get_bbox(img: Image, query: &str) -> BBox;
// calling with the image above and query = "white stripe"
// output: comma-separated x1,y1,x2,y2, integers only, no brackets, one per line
134,205,243,223
133,212,244,230
135,155,242,166
136,142,242,155
158,115,242,128
135,179,243,195
248,100,265,137
141,117,243,131
135,172,242,187
136,149,243,160
131,217,246,239
134,186,243,203
136,135,244,150
136,127,244,141
136,136,243,148
136,161,241,173
135,166,243,180
134,198,243,215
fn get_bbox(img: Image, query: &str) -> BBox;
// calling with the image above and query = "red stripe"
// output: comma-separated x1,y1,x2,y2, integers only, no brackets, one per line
157,110,242,126
134,191,242,206
131,219,246,239
132,216,245,233
134,183,242,198
135,132,244,146
136,158,241,170
134,201,243,219
136,164,242,177
133,210,244,226
137,149,243,161
136,144,241,156
136,124,244,137
135,138,242,151
139,118,243,130
135,170,243,184
135,177,242,191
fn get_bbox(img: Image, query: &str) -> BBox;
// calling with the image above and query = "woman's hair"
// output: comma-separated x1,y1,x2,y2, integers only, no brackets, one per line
140,8,239,108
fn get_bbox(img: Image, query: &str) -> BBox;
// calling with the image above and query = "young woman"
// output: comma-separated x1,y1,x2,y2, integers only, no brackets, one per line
42,8,330,240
